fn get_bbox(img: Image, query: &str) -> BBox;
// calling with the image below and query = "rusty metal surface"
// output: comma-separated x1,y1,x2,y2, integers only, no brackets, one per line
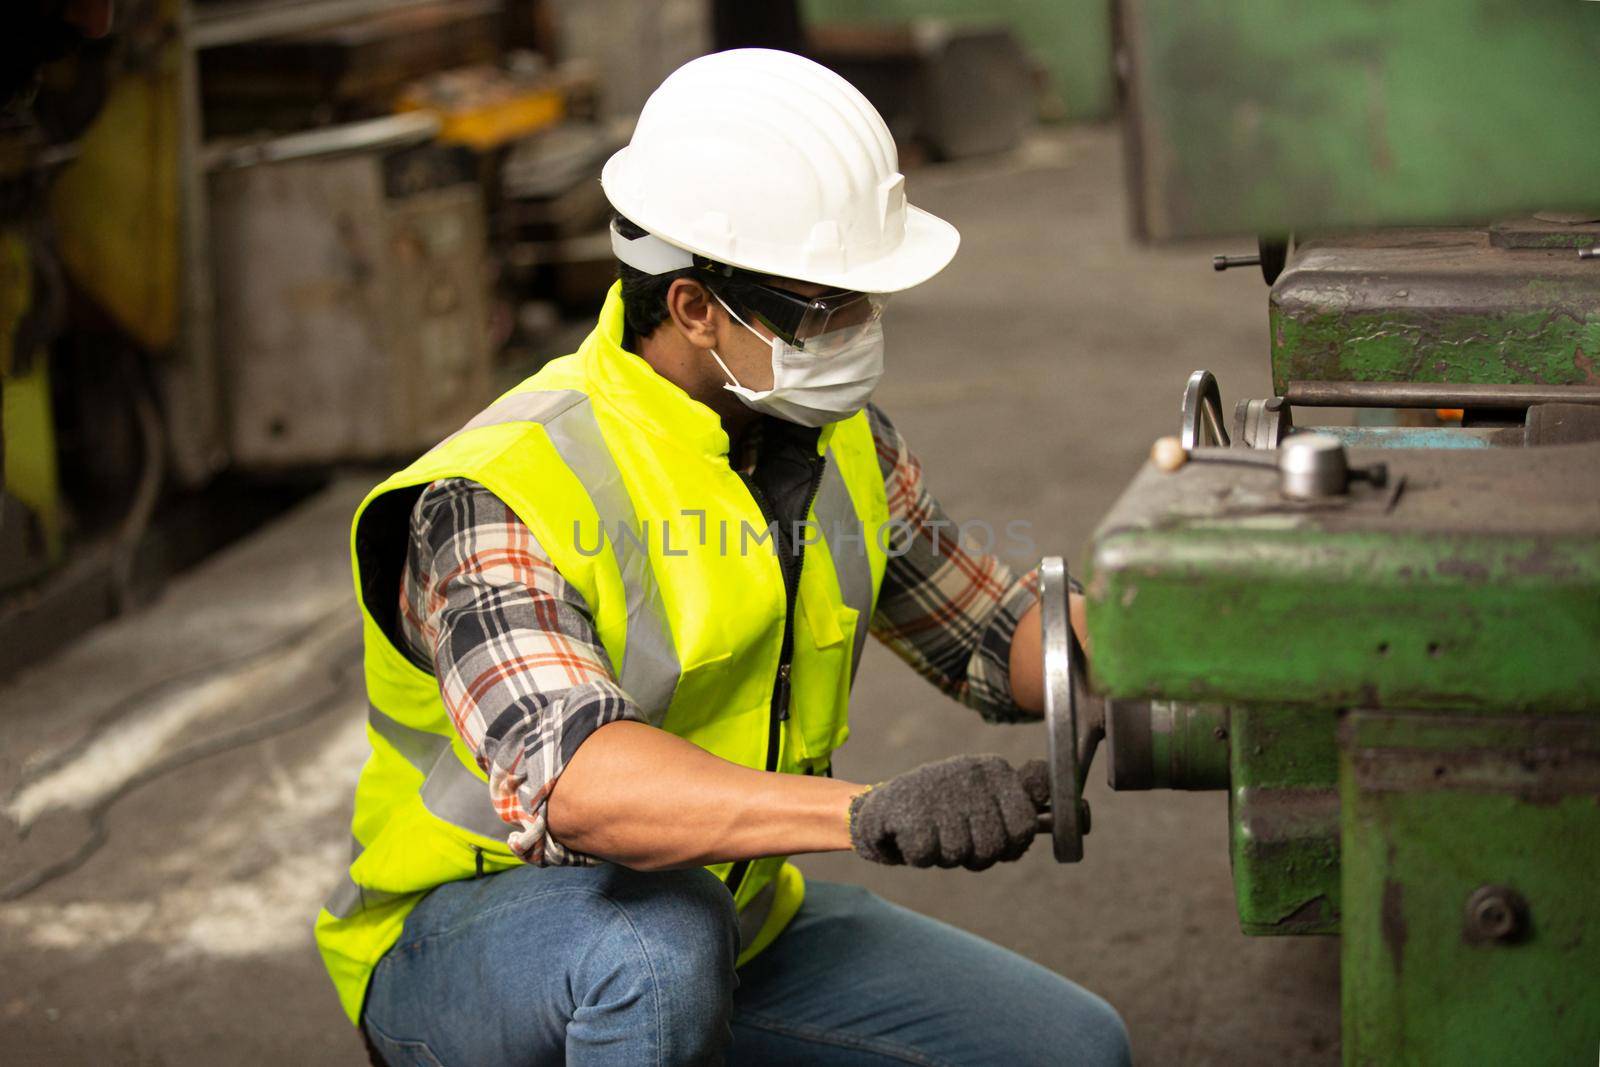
1488,214,1600,251
1229,706,1342,936
1085,443,1600,713
1524,403,1600,446
1269,230,1600,394
209,138,492,467
1284,380,1600,410
1096,441,1600,538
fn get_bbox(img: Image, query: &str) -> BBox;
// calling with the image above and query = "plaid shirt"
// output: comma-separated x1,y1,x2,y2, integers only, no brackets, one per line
396,404,1039,866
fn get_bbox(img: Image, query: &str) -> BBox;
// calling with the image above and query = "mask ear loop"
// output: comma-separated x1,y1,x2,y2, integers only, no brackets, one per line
708,291,780,392
710,290,769,344
707,346,743,390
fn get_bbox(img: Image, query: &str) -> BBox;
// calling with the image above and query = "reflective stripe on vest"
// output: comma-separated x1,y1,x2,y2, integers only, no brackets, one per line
813,459,874,681
448,388,681,716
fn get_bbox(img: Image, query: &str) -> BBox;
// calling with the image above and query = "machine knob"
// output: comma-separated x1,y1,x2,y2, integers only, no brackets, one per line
1278,433,1349,498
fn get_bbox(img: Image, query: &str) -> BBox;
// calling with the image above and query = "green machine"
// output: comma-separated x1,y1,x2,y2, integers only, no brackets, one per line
1033,2,1600,1063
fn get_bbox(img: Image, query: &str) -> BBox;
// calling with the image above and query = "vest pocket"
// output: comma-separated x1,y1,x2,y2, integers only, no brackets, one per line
790,603,858,761
661,651,775,773
351,795,517,897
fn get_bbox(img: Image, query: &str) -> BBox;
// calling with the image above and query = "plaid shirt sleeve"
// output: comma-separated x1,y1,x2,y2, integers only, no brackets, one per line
397,478,647,867
865,404,1041,723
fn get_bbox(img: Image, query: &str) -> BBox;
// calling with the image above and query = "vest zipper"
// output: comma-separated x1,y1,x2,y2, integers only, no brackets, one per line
725,452,828,900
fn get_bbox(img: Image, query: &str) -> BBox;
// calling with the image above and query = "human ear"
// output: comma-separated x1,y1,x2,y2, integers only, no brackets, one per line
665,279,719,349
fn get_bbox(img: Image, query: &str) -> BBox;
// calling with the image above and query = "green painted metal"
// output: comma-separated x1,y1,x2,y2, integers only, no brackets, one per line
1270,232,1600,395
1340,711,1600,1065
1228,707,1340,936
1093,528,1600,711
1086,445,1600,715
802,0,1114,121
1103,4,1600,1057
1086,436,1600,1058
1119,0,1600,240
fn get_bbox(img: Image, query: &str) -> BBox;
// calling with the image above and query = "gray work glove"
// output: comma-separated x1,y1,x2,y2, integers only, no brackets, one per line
848,754,1051,870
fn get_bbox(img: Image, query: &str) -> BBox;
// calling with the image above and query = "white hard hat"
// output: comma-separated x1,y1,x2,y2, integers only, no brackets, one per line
601,48,959,294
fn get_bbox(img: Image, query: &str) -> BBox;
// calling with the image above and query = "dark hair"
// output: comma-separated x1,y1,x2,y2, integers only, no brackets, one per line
615,214,713,348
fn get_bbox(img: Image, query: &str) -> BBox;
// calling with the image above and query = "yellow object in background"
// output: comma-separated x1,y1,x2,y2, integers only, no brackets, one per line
0,231,63,562
48,0,182,353
396,66,566,152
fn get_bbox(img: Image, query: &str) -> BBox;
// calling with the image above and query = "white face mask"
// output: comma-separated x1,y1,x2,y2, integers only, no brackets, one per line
709,293,885,427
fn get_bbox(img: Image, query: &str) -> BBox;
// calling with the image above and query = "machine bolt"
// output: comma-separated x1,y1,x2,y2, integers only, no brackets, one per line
1463,885,1529,944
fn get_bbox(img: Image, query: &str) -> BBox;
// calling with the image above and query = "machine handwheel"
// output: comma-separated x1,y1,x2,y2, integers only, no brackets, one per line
1040,556,1088,862
1180,369,1231,450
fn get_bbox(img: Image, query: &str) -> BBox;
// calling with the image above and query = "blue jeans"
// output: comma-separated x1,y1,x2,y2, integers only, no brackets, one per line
362,864,1131,1066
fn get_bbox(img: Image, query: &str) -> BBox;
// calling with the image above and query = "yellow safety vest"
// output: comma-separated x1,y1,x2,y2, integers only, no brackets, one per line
315,282,890,1024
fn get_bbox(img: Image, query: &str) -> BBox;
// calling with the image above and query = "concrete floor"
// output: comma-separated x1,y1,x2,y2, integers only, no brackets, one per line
0,124,1340,1065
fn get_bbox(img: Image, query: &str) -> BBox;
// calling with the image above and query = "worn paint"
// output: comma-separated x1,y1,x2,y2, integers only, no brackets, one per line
1091,528,1600,713
1340,711,1600,1063
1269,231,1600,394
1229,707,1342,935
1086,443,1600,714
1272,304,1600,395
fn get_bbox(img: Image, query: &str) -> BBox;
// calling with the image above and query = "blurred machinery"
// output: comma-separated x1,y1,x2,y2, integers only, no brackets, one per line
1,0,686,671
807,21,1038,162
1036,3,1600,1063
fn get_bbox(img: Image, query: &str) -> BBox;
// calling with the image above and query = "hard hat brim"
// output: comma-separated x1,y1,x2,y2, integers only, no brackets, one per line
601,159,960,293
838,205,962,294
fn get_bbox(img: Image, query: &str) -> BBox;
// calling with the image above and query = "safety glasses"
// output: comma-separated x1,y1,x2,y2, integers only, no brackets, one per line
708,274,887,352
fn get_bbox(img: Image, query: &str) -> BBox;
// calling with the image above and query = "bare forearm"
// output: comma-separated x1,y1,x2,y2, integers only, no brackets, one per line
546,720,865,871
1008,593,1088,713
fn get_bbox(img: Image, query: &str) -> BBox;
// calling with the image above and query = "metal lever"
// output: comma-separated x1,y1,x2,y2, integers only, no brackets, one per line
1212,253,1261,271
1212,235,1290,283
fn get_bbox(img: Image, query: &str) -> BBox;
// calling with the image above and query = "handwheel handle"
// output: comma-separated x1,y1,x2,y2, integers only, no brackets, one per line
1040,557,1088,862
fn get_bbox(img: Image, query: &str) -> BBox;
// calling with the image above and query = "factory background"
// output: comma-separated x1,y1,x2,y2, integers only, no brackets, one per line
2,2,1597,1064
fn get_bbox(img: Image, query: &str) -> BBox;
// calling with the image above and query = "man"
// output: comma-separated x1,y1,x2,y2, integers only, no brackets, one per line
317,49,1130,1066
